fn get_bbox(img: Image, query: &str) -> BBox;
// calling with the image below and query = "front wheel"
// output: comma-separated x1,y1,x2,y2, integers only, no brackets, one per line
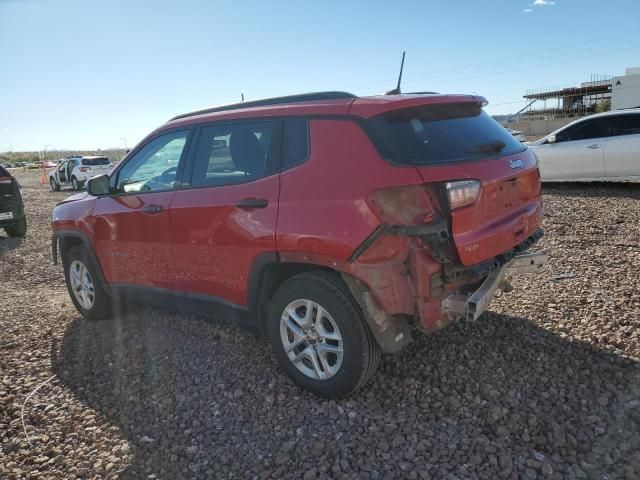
50,177,60,192
4,217,27,237
71,177,79,191
267,271,381,398
63,246,111,320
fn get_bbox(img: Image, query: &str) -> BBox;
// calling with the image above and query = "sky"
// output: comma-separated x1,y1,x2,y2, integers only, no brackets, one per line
1,0,639,152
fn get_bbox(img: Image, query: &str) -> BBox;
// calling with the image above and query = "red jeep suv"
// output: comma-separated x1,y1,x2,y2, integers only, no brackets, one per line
52,92,545,398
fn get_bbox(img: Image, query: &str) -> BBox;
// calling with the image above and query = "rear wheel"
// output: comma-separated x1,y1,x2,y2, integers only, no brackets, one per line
63,246,111,320
50,177,60,191
267,271,381,398
4,217,27,237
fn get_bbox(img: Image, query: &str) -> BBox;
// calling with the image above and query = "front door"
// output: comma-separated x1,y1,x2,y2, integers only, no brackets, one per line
170,120,280,307
92,129,191,288
537,117,609,180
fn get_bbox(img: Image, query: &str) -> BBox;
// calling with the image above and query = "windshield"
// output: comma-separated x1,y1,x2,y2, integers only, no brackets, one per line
369,102,525,164
82,157,110,166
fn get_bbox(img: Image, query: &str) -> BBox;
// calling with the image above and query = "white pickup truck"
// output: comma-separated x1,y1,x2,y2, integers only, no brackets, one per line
49,156,111,191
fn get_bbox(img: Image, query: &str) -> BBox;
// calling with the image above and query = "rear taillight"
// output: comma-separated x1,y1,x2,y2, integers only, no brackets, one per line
0,178,11,184
368,185,436,225
79,167,89,172
445,180,481,210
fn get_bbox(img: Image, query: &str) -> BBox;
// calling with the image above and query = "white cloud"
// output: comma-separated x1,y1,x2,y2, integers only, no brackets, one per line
523,8,533,13
533,0,555,5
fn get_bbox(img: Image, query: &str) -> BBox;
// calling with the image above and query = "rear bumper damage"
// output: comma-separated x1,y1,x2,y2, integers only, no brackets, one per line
343,227,546,353
441,251,546,322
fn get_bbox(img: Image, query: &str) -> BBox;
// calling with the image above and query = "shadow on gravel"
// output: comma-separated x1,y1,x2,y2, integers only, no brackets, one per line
542,181,640,200
0,235,24,256
55,309,640,479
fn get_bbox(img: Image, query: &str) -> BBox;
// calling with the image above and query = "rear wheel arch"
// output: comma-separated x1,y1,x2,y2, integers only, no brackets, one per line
247,254,334,334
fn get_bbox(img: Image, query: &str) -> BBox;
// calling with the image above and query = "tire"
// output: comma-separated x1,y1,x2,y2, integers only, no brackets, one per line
63,245,111,320
50,178,60,192
71,177,79,191
4,217,27,237
267,271,381,398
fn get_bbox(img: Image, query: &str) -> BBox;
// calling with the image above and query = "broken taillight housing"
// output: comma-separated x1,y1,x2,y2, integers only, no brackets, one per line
368,185,436,225
445,180,481,210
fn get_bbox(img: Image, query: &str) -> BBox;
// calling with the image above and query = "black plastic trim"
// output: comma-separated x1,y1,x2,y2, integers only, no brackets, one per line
51,229,111,294
169,91,357,121
109,284,254,326
348,225,386,262
246,251,279,316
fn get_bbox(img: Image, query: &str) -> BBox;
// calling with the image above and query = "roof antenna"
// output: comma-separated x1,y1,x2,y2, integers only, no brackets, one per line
385,51,405,95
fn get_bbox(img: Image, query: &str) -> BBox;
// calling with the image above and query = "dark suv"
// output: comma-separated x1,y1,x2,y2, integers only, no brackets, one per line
52,92,545,398
0,166,27,237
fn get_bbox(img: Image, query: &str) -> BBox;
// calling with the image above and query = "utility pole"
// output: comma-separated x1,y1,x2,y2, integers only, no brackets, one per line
43,144,52,163
120,137,128,150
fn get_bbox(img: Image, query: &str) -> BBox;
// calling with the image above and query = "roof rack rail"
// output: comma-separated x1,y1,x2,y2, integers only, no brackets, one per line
170,91,358,121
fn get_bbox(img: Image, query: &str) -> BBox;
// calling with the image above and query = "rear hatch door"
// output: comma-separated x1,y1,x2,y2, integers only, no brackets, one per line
80,157,111,176
367,100,542,266
414,150,542,265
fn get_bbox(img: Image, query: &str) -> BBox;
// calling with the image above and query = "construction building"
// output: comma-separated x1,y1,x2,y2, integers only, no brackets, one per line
504,67,640,137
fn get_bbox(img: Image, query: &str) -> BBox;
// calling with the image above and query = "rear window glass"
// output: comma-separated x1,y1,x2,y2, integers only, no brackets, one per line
369,103,525,164
82,157,110,166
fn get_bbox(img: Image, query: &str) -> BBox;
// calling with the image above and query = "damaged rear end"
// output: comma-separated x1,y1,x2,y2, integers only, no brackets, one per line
346,97,545,350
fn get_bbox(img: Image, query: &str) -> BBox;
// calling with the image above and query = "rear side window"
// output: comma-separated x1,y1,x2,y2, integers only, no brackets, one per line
369,103,525,164
611,114,640,137
191,121,275,187
82,157,110,166
283,119,309,167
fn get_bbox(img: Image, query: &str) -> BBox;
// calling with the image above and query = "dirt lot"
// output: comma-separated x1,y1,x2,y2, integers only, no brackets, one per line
1,170,639,480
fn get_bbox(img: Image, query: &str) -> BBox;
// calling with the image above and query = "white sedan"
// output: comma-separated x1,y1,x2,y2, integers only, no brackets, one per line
528,109,640,182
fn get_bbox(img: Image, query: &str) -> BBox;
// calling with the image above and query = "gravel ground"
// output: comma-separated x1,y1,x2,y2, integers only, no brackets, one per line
1,170,639,480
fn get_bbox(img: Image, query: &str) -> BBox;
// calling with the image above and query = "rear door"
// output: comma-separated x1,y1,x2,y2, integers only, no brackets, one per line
368,102,543,266
169,119,281,307
535,118,609,180
91,129,191,288
604,113,640,178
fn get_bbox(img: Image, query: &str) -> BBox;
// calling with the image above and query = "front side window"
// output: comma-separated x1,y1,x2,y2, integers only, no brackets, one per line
556,118,610,142
116,130,189,193
191,121,274,187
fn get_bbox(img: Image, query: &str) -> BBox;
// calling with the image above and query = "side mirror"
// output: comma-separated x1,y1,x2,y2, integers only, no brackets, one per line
86,174,110,196
547,134,557,144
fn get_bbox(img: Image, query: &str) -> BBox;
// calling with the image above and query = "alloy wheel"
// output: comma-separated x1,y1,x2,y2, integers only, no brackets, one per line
280,299,344,380
69,260,95,310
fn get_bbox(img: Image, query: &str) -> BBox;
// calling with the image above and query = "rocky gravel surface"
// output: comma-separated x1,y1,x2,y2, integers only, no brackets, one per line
1,170,639,480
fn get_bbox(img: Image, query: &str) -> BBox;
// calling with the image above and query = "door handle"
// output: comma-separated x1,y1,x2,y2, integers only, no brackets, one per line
142,204,164,214
587,144,601,149
235,198,269,209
